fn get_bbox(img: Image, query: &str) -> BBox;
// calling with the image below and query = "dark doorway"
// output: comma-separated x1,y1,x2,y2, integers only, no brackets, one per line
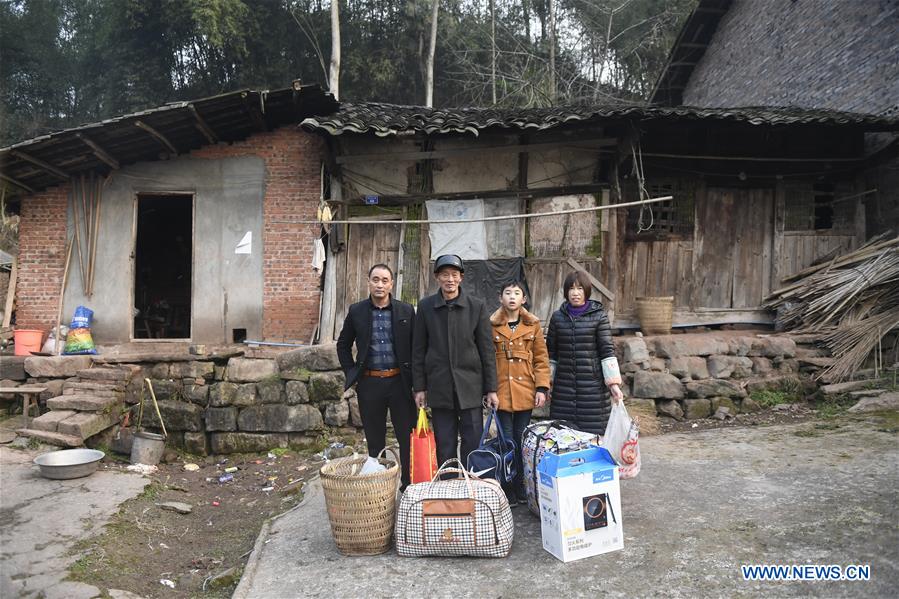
133,194,192,339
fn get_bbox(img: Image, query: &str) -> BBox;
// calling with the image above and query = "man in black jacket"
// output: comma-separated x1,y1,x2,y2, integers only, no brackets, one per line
337,264,416,488
412,255,498,468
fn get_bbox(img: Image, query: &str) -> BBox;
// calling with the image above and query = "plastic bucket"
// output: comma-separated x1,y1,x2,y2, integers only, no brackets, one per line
130,431,166,465
13,329,45,356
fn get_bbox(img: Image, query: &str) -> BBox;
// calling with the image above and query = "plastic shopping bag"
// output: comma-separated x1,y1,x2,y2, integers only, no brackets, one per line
604,401,641,479
410,408,438,484
63,306,97,355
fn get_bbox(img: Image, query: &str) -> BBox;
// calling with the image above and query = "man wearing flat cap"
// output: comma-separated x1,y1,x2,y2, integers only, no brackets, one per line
412,254,499,468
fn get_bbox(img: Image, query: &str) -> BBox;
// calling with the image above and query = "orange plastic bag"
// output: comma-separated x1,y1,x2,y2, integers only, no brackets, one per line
409,408,438,484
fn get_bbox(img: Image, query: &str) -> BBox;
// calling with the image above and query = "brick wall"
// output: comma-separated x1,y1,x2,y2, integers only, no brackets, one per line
14,127,324,342
191,127,324,341
16,184,70,330
683,0,899,115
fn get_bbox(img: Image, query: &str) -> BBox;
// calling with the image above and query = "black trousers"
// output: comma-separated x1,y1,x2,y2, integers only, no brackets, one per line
356,374,415,487
431,398,484,470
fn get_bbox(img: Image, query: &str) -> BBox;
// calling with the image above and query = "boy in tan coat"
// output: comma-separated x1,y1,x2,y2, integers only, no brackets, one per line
490,280,551,504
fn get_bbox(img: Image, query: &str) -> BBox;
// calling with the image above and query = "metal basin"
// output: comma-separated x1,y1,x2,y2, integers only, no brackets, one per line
33,448,105,480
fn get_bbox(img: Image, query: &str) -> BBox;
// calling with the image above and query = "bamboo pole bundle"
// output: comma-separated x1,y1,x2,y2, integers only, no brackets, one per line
763,235,899,382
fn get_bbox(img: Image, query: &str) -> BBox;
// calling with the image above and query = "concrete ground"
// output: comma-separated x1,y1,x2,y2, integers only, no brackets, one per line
0,419,148,599
235,418,898,598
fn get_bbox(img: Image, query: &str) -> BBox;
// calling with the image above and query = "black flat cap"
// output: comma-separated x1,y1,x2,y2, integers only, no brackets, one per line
434,254,464,273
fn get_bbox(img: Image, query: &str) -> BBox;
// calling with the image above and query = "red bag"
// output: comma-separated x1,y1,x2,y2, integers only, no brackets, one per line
410,408,438,484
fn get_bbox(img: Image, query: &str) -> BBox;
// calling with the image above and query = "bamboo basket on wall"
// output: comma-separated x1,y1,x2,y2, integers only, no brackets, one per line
635,296,674,335
319,448,400,555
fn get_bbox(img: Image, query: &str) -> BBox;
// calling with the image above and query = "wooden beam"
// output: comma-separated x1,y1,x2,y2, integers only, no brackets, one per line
335,137,617,165
566,257,615,302
678,42,708,49
0,173,34,194
613,309,774,330
76,134,119,169
135,120,178,154
669,61,698,67
10,151,69,180
517,135,529,190
634,150,865,163
188,105,218,144
358,182,612,206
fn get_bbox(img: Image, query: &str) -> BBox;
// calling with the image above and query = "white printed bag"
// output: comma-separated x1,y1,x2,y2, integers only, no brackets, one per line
395,459,514,558
604,402,642,479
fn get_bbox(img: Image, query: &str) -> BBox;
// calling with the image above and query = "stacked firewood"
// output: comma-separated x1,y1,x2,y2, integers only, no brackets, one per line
764,233,899,382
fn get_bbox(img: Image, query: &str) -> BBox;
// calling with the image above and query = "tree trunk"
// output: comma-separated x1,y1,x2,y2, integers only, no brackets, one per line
548,0,556,102
329,0,340,100
425,0,439,107
490,0,496,105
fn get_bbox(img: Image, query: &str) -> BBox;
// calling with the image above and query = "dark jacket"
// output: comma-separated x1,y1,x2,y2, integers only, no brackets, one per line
336,296,415,393
546,299,617,434
412,287,498,410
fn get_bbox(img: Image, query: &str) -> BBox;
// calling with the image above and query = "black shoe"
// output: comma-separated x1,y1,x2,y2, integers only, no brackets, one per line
505,492,518,507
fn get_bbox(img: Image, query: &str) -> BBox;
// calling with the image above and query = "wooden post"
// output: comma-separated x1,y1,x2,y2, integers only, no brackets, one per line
319,176,342,342
54,238,74,355
2,255,16,329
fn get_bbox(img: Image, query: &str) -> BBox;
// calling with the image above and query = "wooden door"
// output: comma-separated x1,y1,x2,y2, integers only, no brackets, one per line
692,188,774,309
335,220,402,329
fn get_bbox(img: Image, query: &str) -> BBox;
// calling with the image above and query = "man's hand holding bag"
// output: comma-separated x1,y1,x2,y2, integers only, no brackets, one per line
410,407,438,484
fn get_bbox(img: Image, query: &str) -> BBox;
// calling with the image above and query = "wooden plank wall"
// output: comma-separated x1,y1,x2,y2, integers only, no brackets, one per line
617,241,693,312
778,233,856,280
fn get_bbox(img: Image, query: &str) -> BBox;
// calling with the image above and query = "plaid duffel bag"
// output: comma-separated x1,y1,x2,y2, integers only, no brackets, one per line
396,459,514,558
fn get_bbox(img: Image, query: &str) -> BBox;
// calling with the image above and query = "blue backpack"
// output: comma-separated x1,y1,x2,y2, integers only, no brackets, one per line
466,409,517,485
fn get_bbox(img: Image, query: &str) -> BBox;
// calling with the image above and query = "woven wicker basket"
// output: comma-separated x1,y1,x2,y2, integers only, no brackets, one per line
320,448,400,556
635,296,674,335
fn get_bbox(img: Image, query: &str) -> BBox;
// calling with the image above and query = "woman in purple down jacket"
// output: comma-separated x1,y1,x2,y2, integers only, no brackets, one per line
546,271,624,434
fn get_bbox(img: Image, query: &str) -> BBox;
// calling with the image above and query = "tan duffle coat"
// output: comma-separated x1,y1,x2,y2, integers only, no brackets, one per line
490,307,551,412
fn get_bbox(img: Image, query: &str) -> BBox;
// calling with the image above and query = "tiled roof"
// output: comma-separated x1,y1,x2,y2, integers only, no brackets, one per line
301,102,899,136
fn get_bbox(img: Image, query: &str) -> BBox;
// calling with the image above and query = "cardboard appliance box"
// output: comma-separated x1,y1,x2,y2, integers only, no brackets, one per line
537,445,623,562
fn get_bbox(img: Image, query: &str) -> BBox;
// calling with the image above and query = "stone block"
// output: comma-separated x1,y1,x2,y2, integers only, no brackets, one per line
740,397,762,413
727,337,753,357
183,384,210,406
48,394,119,412
347,393,362,427
170,361,215,379
285,381,310,404
76,367,131,382
226,357,278,383
234,383,258,407
685,379,746,399
238,404,324,432
778,359,799,374
0,379,18,400
651,336,729,359
183,432,209,456
0,356,27,380
624,398,657,414
323,400,349,426
632,371,684,399
209,382,238,407
707,356,753,379
138,400,204,432
149,363,171,378
750,357,773,374
848,392,899,413
619,338,650,363
210,432,289,454
214,365,226,380
622,362,643,374
205,407,238,432
58,411,119,439
24,355,92,378
30,410,77,432
710,397,739,414
309,371,346,403
668,357,709,380
681,398,711,419
147,379,181,401
649,358,667,371
761,337,797,358
257,378,285,404
38,379,65,402
656,399,684,421
277,343,341,373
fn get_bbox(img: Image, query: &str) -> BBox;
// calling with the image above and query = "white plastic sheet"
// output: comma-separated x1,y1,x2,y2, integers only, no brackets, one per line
426,199,488,260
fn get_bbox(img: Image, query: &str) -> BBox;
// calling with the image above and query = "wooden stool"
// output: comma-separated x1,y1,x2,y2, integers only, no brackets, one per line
0,386,48,427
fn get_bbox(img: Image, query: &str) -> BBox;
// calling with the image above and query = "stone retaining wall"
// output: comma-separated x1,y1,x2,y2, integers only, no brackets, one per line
614,333,801,420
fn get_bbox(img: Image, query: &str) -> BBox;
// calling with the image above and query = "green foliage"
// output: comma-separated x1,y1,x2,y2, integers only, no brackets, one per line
1,0,697,145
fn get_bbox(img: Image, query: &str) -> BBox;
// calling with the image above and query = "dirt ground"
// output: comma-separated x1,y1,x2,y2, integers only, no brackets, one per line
39,392,877,598
64,436,365,598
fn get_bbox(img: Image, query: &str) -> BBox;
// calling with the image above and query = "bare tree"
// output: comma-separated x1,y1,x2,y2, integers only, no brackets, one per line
490,0,497,105
548,0,556,102
329,0,341,100
425,0,439,107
